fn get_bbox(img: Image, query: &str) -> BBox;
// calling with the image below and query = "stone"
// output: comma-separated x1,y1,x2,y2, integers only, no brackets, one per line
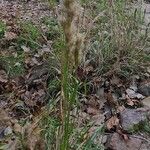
4,126,12,136
120,108,149,131
105,133,147,150
126,89,145,99
138,82,150,96
142,96,150,108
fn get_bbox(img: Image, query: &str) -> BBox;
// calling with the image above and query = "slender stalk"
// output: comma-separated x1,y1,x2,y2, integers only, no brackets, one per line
59,0,84,149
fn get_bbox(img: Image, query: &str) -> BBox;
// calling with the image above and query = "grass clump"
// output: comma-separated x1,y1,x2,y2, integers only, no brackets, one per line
84,0,147,76
129,120,150,134
40,0,150,149
0,21,6,39
42,17,61,41
15,0,149,149
17,22,41,50
0,54,25,77
41,113,61,150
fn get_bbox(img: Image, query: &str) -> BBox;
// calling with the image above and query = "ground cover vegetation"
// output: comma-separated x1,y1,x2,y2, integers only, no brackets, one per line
0,0,150,149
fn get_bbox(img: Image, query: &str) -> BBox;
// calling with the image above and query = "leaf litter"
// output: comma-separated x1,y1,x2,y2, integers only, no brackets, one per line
0,0,150,150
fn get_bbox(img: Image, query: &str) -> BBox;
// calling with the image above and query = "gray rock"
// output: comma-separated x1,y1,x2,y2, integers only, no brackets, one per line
126,89,145,99
120,108,149,131
106,133,149,150
4,126,12,136
142,96,150,108
138,82,150,96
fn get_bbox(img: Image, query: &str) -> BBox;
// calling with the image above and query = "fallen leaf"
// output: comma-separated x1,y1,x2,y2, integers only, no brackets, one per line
92,77,101,87
126,98,134,106
87,107,99,115
84,65,94,73
87,95,100,108
25,117,45,150
13,122,23,134
105,90,118,108
0,108,10,121
117,105,125,113
4,31,17,40
111,75,121,86
91,114,105,126
106,116,119,130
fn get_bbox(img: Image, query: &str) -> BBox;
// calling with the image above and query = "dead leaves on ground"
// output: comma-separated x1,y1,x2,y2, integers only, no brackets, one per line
106,116,119,130
105,133,147,150
0,61,51,119
4,31,17,41
0,111,45,150
81,95,101,116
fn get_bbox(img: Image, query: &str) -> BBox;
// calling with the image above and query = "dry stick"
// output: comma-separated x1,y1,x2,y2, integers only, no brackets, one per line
59,1,87,149
60,0,75,123
59,0,85,120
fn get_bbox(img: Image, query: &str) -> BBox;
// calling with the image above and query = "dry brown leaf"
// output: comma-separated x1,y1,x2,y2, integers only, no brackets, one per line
4,31,17,40
92,77,101,86
0,108,10,122
13,122,23,134
91,114,105,126
126,99,134,106
87,95,99,108
122,134,129,141
84,65,94,73
87,107,99,115
117,105,125,113
126,95,134,106
106,116,119,130
105,90,118,108
111,75,121,86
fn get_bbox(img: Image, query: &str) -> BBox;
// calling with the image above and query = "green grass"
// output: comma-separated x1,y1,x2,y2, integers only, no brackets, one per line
129,120,150,134
83,0,147,76
41,113,61,150
40,0,150,149
41,17,61,41
17,22,42,50
40,103,105,150
0,54,25,77
0,21,6,39
143,54,150,62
